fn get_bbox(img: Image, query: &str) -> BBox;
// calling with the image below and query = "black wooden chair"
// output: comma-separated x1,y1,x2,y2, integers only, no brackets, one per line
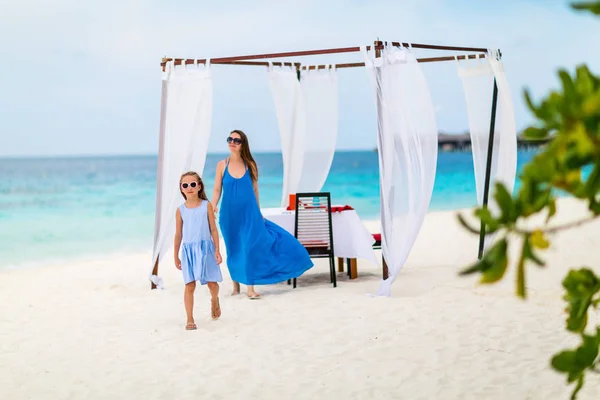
289,192,336,288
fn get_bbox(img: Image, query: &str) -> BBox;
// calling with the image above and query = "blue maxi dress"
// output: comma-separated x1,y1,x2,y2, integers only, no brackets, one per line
219,161,314,285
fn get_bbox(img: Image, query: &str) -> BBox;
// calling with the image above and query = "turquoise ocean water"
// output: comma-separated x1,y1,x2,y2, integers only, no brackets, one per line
0,150,538,269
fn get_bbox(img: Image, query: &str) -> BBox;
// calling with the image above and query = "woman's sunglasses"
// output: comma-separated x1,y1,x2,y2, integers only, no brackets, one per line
227,137,242,145
181,182,200,189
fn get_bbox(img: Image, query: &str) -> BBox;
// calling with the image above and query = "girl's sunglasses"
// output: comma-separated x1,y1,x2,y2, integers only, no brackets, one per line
181,182,200,189
227,137,242,145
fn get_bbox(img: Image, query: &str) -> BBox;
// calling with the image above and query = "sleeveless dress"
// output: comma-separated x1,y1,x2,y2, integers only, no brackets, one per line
219,160,314,285
179,201,223,285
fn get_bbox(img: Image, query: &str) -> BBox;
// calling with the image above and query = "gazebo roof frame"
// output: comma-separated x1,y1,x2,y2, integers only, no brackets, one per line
151,39,504,288
160,40,500,71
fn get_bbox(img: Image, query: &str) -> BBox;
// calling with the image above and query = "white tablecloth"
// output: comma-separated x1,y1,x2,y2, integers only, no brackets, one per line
262,207,378,265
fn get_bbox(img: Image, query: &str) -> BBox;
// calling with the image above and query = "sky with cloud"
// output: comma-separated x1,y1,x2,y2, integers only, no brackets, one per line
1,0,599,157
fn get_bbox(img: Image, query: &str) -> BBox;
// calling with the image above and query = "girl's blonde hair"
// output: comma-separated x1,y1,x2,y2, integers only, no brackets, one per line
179,171,208,200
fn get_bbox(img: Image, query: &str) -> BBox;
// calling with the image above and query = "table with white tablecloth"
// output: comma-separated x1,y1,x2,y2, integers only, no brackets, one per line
261,207,378,278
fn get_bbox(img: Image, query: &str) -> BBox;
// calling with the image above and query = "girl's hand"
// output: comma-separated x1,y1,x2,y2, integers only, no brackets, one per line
174,257,182,270
215,252,222,265
214,206,218,214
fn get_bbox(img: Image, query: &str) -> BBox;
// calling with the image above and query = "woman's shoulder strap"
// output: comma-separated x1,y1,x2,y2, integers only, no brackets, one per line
220,158,229,178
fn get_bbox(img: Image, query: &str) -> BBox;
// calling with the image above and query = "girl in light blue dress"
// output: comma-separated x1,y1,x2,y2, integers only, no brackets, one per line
174,171,223,330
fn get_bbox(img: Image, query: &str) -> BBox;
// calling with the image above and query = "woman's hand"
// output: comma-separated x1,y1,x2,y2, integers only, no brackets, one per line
174,257,182,270
215,251,222,265
214,206,218,214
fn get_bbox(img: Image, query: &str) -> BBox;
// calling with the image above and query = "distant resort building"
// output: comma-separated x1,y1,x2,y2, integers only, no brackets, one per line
437,133,551,152
372,132,551,153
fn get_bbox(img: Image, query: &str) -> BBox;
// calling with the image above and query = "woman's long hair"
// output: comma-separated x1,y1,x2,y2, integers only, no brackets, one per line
179,171,208,200
231,129,258,182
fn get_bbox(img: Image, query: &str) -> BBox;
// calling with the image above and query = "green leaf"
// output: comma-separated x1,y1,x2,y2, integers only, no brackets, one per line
523,126,549,139
571,123,596,160
459,238,509,283
474,207,500,233
576,333,600,366
562,268,600,332
546,197,557,222
480,238,509,284
493,183,516,223
531,229,550,249
516,238,527,298
559,70,578,105
550,328,600,399
524,236,546,267
568,369,581,384
522,152,556,182
552,350,577,372
524,89,537,113
459,257,494,276
581,91,600,116
531,188,552,214
572,1,600,15
575,64,597,96
590,197,600,214
584,164,600,198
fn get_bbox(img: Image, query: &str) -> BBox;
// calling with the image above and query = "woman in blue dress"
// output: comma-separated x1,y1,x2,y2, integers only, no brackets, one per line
211,129,314,299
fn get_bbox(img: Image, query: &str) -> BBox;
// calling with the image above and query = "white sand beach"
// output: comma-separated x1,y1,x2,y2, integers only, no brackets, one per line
1,198,599,400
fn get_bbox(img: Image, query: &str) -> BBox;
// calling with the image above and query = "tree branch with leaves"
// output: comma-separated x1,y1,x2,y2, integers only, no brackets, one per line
458,2,600,398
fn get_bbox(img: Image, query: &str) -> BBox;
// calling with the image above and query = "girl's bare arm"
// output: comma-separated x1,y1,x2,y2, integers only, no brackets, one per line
174,208,183,269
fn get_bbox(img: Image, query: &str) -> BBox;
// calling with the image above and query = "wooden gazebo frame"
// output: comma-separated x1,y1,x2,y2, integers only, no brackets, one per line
153,40,502,288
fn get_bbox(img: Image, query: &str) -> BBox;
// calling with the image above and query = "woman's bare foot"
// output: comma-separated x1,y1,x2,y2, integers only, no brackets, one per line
231,282,240,296
247,285,261,299
247,291,261,299
211,298,221,320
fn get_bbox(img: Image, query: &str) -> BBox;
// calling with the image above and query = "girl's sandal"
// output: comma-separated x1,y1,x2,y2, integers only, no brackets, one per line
211,298,221,320
185,323,197,330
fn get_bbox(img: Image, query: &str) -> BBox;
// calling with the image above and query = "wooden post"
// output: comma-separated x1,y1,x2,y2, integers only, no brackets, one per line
151,258,159,289
349,258,358,279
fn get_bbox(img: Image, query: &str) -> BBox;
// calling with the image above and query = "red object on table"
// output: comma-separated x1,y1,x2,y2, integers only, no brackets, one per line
330,205,354,212
286,201,354,213
287,194,296,211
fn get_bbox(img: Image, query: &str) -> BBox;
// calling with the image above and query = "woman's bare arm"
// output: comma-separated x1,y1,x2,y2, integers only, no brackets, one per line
251,163,260,208
206,202,222,264
211,160,225,212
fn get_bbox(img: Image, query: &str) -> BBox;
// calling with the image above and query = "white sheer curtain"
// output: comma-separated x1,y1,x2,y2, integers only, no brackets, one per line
267,64,339,207
267,64,306,207
150,60,213,286
296,66,339,196
362,44,439,296
457,50,517,252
